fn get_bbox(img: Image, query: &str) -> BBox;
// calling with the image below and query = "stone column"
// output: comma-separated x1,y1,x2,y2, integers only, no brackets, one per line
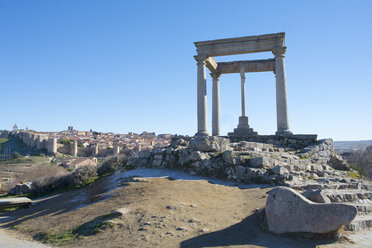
240,66,246,117
211,72,221,136
195,56,208,136
237,66,249,129
273,47,292,135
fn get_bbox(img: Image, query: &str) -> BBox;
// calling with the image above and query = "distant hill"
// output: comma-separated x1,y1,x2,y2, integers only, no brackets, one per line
334,139,372,151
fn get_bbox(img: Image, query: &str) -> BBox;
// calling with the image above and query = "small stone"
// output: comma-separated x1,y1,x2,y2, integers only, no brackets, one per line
188,218,201,223
176,226,188,231
166,205,180,210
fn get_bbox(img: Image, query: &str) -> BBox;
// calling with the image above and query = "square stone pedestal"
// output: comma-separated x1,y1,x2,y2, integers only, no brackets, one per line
228,116,258,137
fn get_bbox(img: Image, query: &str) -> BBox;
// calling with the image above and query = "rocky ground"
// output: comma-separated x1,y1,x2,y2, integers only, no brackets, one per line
0,136,371,247
128,136,372,232
0,168,370,248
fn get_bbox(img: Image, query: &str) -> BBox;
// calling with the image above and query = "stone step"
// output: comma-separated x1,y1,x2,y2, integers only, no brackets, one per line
345,213,372,231
345,203,372,214
323,190,372,203
289,183,361,191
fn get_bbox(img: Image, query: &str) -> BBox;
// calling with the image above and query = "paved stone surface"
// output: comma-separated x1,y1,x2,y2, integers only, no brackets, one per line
265,187,357,234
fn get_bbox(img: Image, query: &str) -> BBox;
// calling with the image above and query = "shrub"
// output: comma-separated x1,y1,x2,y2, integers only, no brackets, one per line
58,139,71,145
69,166,98,187
31,165,98,195
12,151,22,159
97,155,128,176
32,174,70,195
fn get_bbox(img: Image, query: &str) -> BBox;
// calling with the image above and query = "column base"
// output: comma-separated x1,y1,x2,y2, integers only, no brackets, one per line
212,130,220,136
275,130,293,136
195,131,209,136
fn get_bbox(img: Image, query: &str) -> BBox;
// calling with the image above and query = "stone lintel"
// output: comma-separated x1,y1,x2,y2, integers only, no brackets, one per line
218,59,275,74
205,57,218,73
194,32,285,47
194,33,285,57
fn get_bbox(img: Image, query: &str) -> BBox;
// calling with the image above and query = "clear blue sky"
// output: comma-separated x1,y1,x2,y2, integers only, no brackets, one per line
1,0,371,141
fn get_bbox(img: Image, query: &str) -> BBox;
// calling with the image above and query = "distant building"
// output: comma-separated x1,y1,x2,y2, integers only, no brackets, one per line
13,124,18,132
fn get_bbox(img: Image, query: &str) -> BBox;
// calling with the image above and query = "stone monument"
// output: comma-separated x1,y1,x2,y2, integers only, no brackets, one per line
194,33,291,137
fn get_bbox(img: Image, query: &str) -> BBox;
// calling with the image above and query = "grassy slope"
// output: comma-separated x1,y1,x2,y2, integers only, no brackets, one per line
0,138,9,152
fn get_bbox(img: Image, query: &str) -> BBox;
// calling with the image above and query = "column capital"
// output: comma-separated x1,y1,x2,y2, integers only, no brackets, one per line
240,65,245,78
272,47,287,57
194,55,208,64
210,72,221,79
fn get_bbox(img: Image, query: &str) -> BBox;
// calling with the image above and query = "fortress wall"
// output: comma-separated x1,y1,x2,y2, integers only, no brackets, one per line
57,144,69,154
77,147,91,157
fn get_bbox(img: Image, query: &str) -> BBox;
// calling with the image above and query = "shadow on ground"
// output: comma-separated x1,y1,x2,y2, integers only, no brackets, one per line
181,214,337,248
0,173,124,228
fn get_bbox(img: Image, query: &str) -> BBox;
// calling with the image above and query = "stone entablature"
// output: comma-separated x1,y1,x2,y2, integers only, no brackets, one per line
194,32,291,137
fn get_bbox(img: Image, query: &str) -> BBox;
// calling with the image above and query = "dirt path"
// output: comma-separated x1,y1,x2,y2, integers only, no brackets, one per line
0,168,370,248
0,228,50,248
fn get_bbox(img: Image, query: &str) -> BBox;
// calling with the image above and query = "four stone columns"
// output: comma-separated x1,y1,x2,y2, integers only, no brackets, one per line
196,48,291,137
211,72,221,136
196,57,208,136
273,47,291,135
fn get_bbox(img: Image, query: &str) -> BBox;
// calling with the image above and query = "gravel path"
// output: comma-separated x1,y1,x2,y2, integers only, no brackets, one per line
0,228,50,248
0,220,49,248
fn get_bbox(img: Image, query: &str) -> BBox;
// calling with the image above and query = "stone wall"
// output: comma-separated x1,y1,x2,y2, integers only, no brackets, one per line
127,136,351,186
227,134,317,149
16,131,57,155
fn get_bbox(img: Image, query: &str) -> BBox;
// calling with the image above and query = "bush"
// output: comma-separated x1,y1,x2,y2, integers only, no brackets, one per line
32,174,70,195
97,155,128,176
12,151,22,159
31,165,98,195
58,139,71,145
69,166,98,187
344,148,372,178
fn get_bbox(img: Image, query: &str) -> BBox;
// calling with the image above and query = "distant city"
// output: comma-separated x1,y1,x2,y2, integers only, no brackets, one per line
0,124,172,157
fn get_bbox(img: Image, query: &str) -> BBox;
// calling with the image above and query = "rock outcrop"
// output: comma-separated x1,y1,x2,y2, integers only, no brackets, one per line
126,135,372,232
265,187,357,234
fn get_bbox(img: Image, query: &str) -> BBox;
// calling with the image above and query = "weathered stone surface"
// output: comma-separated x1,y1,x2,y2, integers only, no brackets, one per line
189,136,230,152
188,151,209,161
265,187,357,234
302,189,331,203
271,165,289,175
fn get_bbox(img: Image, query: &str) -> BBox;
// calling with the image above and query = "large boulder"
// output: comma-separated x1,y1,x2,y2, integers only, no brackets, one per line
189,136,230,152
265,187,357,234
